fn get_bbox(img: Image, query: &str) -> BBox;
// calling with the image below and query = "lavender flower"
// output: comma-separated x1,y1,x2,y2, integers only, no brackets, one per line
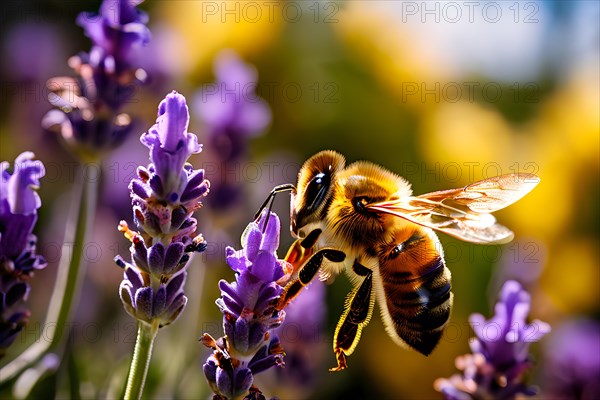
42,0,151,158
202,333,284,400
0,152,46,357
542,319,600,399
219,211,287,355
202,211,288,399
140,92,202,205
195,50,271,210
116,91,209,327
435,280,551,399
198,50,271,148
77,0,151,73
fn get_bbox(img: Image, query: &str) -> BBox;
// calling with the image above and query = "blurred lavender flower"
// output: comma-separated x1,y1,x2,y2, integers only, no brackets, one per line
274,280,326,390
3,21,66,84
197,50,271,157
435,280,551,400
0,152,46,357
470,281,550,371
202,211,288,399
542,319,600,400
195,50,271,210
42,0,151,159
490,239,546,300
77,0,150,73
116,91,209,327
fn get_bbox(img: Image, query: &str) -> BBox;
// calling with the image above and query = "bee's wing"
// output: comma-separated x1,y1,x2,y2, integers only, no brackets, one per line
368,173,539,244
418,173,540,213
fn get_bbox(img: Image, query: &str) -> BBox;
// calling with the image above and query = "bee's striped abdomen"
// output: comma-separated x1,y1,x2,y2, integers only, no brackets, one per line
377,227,453,355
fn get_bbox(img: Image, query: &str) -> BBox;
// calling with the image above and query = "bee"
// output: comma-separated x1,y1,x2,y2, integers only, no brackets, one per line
255,150,539,371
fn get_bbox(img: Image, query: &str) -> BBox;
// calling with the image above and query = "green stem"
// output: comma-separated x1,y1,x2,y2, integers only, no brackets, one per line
0,162,99,385
124,321,159,400
47,161,99,348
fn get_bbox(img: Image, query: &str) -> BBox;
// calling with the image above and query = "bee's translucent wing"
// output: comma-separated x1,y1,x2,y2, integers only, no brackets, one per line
418,173,540,213
368,173,539,244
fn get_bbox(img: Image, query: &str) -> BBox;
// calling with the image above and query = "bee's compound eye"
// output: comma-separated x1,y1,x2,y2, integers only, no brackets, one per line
390,244,403,259
305,172,330,212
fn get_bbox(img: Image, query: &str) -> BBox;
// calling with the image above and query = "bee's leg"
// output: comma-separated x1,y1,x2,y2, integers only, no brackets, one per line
276,248,345,311
275,239,313,285
282,228,323,275
330,261,374,372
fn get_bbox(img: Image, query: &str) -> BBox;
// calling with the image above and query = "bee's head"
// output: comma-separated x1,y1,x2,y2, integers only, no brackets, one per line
292,150,346,238
328,161,413,246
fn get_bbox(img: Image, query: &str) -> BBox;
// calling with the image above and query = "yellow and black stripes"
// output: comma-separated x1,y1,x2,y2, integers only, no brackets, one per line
377,227,452,356
383,257,452,355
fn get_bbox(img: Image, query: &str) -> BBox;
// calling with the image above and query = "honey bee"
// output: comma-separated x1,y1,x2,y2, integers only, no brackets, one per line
256,150,539,371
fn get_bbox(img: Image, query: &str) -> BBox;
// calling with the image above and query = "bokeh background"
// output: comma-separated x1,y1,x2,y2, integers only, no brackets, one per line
1,1,598,399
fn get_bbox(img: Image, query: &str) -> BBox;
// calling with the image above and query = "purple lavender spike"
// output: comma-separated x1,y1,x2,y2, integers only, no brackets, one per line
202,212,287,398
116,92,208,329
1,153,46,357
435,281,550,399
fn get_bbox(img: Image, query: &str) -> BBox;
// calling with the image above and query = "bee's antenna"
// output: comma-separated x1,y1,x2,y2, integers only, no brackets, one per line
256,184,296,233
262,195,275,232
254,183,296,221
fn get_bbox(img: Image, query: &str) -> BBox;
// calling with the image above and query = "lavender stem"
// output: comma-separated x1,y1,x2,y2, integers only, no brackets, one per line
124,320,159,400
